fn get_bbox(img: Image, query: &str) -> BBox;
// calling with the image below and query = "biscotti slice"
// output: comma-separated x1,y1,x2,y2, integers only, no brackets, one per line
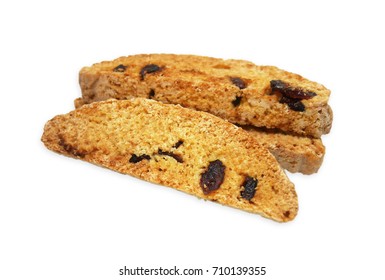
242,126,325,174
79,54,332,137
42,98,298,222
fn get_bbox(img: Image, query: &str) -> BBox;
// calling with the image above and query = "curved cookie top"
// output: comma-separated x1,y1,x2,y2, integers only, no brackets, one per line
80,54,332,137
81,53,330,107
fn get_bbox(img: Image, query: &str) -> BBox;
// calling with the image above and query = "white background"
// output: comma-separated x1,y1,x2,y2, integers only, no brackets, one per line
1,0,384,279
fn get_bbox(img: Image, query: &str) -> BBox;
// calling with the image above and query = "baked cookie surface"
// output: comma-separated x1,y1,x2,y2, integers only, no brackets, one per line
79,54,332,137
42,98,298,222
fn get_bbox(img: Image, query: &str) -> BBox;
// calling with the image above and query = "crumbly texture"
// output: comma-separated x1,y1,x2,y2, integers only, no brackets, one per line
242,126,325,174
79,54,332,137
42,98,298,222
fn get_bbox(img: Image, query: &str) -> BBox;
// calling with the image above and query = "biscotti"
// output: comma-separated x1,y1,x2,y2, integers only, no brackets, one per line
79,54,332,137
242,126,325,174
42,98,298,222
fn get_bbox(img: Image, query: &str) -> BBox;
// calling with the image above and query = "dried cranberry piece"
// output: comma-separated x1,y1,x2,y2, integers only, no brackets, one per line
172,140,184,149
140,64,161,80
240,176,258,200
283,211,291,218
230,77,247,89
232,96,242,107
284,87,316,99
158,149,183,163
287,100,305,112
279,96,305,112
270,80,316,100
113,64,127,72
149,89,155,98
270,80,287,91
129,154,151,163
200,160,226,195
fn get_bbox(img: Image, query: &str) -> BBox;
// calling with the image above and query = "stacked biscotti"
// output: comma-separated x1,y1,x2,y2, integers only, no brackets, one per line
77,54,332,174
42,54,332,222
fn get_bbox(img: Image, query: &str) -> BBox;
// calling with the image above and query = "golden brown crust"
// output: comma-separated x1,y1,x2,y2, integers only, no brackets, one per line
79,54,332,137
42,98,298,222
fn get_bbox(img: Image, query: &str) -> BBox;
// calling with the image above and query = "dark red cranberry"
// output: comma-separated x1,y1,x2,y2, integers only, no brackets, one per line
129,154,151,163
172,140,184,149
240,176,258,200
200,160,226,194
232,96,242,107
230,77,247,89
113,64,127,72
149,89,155,98
270,80,316,99
279,96,305,112
157,149,183,163
140,64,161,80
